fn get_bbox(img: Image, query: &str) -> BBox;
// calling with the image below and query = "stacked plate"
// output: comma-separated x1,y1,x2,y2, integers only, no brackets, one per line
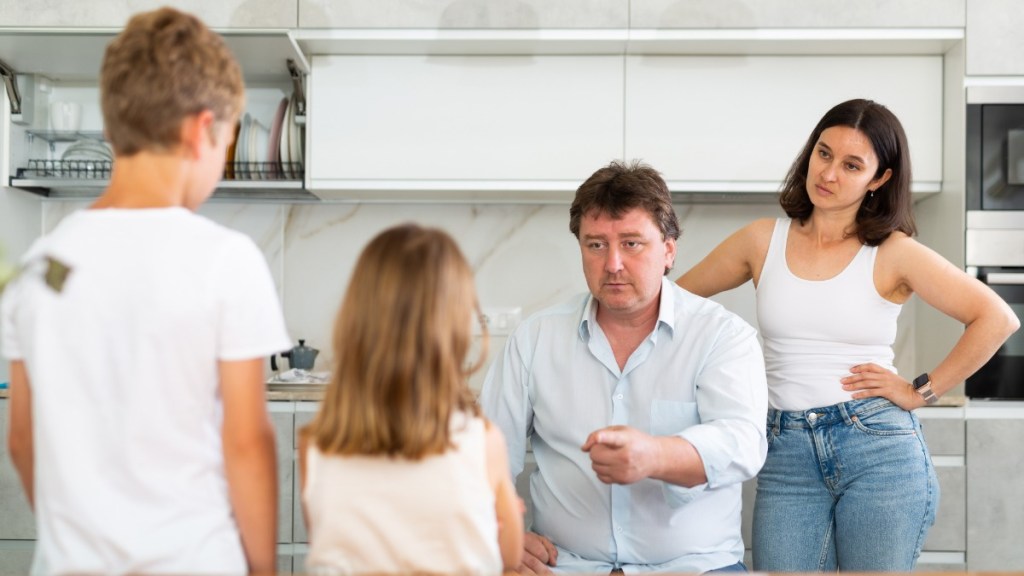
281,92,304,180
61,139,113,163
226,93,303,181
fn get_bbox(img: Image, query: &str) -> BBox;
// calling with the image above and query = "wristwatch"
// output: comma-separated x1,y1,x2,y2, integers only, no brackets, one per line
913,373,939,405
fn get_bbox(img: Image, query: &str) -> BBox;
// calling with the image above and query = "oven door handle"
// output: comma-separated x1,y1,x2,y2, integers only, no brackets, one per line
985,272,1024,284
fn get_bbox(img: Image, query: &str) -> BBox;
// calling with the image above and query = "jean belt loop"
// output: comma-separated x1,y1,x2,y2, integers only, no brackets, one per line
838,400,854,425
771,408,782,435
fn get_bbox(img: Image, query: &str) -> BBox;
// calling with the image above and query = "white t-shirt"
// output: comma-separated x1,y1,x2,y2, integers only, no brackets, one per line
303,412,502,575
1,207,291,575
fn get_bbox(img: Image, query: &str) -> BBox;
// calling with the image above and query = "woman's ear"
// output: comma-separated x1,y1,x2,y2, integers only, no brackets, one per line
872,167,893,191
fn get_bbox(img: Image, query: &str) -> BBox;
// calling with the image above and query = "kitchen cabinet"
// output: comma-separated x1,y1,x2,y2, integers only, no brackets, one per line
966,411,1024,570
293,409,316,544
0,30,310,201
631,0,965,29
270,409,296,544
966,0,1024,76
917,408,967,571
299,0,627,29
0,0,298,28
307,54,623,202
625,55,944,195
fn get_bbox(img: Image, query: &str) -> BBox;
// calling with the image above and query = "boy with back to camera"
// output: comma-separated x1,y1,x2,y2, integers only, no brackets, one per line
1,7,291,574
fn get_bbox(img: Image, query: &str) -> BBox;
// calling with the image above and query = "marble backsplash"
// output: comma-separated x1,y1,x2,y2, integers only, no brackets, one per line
39,199,915,391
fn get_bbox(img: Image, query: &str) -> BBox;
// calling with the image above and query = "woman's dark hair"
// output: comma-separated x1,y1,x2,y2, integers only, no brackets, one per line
778,98,916,246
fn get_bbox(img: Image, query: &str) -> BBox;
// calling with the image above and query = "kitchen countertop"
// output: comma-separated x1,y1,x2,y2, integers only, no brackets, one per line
0,386,324,401
0,388,966,405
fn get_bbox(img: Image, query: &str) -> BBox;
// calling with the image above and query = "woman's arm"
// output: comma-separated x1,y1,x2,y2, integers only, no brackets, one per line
484,420,524,571
845,237,1020,408
675,219,774,297
897,239,1019,397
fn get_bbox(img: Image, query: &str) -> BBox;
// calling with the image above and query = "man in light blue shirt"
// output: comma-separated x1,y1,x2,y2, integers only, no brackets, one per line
479,160,768,574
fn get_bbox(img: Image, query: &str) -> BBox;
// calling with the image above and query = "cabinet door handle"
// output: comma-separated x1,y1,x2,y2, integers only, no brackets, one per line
986,272,1024,284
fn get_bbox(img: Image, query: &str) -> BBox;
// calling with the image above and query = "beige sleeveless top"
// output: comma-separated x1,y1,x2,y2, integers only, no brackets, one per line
303,412,501,575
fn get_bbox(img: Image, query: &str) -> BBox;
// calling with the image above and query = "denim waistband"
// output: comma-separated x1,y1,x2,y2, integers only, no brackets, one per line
768,397,901,429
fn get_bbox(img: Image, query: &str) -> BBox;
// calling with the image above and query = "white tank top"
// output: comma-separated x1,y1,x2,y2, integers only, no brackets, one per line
303,412,501,575
755,218,902,411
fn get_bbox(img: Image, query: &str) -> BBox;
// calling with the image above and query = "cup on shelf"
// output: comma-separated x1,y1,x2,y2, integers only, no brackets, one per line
50,101,82,132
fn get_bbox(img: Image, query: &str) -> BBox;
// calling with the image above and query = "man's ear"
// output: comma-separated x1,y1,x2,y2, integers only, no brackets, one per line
178,110,216,159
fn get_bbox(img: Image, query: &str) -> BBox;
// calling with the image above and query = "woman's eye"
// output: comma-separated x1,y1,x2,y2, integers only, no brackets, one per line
845,163,860,171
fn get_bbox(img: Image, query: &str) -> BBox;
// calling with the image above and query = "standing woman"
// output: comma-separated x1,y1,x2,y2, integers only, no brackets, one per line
677,98,1019,571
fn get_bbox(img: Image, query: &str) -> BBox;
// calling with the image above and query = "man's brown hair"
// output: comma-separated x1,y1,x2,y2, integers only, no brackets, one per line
100,7,244,156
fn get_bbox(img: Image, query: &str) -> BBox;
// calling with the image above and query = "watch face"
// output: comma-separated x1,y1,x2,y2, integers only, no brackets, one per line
913,373,930,389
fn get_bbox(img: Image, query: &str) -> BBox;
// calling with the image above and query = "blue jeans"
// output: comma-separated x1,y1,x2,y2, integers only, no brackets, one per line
752,398,938,571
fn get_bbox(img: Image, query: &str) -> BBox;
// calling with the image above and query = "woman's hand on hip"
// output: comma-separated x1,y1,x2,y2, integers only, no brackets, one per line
842,363,925,410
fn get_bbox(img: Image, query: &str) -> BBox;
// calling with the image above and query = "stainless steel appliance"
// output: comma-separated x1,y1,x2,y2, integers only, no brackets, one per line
965,86,1024,399
965,214,1024,400
967,86,1024,211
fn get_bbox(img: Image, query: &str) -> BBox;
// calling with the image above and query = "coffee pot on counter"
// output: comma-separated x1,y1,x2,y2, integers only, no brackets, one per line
270,339,320,371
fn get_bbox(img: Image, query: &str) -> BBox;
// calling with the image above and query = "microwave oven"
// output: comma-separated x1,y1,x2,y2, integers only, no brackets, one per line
966,86,1024,211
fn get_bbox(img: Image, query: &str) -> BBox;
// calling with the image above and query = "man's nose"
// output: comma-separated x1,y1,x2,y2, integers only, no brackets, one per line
605,246,624,273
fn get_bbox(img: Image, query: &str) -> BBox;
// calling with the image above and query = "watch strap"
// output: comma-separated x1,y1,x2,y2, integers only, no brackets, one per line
913,372,939,405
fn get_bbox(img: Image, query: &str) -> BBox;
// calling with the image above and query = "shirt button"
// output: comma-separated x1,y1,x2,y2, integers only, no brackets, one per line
616,394,623,399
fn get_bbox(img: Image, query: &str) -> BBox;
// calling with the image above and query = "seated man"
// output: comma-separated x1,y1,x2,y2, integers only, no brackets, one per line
480,160,768,574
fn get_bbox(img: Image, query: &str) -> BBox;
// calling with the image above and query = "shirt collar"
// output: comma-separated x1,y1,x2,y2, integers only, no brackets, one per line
577,277,677,342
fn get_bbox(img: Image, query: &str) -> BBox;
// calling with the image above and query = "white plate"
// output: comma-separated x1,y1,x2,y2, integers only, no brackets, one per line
237,113,251,179
281,96,293,179
251,118,268,180
269,97,287,178
288,93,302,174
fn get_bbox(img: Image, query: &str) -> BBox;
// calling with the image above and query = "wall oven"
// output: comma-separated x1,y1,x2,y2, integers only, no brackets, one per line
965,215,1024,400
966,86,1024,399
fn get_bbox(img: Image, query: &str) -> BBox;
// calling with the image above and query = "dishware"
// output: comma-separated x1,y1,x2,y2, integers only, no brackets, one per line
237,113,251,179
50,101,82,132
269,97,287,178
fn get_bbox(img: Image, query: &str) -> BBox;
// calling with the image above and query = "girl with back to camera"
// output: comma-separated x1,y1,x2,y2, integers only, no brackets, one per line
299,223,523,575
677,98,1019,571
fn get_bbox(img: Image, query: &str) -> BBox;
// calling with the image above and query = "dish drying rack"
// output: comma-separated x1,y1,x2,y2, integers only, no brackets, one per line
15,160,305,182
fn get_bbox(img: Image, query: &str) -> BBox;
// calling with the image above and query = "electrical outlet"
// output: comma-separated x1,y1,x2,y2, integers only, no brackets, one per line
476,306,522,336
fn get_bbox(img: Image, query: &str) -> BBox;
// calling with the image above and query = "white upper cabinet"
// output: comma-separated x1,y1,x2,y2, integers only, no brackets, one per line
966,0,1024,75
631,0,965,28
299,0,627,28
307,55,624,201
0,0,298,28
625,55,944,191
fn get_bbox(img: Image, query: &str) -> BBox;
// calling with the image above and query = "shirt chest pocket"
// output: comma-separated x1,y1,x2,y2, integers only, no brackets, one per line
650,400,699,436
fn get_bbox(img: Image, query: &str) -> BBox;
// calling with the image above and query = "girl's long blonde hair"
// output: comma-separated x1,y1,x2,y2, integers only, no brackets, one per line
304,224,488,459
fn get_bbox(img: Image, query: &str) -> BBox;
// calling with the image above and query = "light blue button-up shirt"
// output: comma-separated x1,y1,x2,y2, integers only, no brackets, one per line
480,278,768,572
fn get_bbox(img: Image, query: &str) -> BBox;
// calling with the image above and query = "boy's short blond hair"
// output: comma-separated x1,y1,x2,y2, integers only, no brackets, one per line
100,7,244,156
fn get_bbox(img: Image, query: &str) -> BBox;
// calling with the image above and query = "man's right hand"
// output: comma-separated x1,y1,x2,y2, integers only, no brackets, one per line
516,531,558,575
